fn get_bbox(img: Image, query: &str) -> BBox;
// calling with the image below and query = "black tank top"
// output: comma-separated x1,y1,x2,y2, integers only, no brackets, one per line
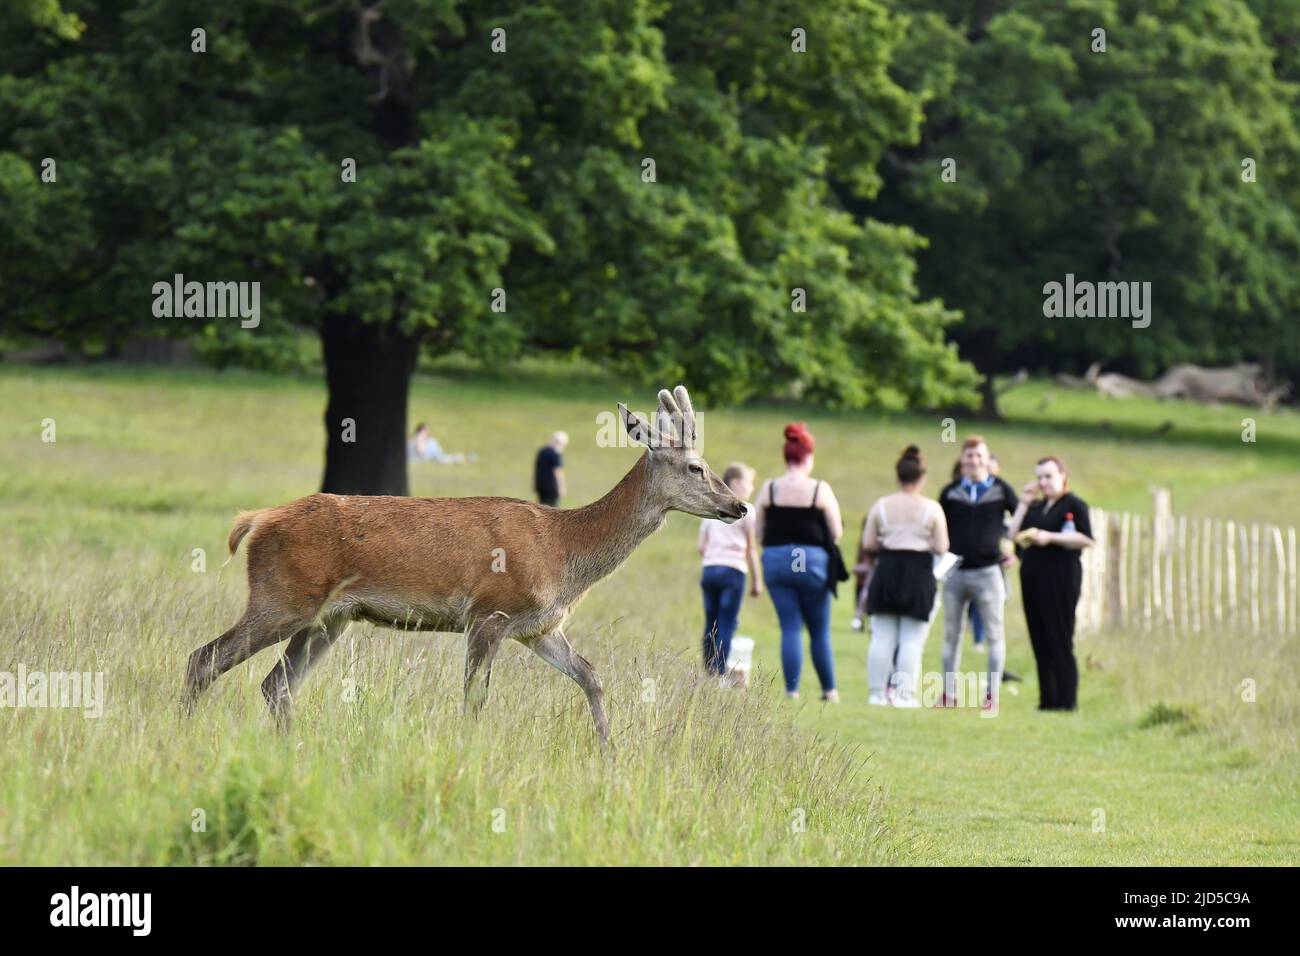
762,480,828,547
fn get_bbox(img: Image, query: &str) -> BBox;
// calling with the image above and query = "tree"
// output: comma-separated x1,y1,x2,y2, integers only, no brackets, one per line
1,0,978,493
867,0,1300,414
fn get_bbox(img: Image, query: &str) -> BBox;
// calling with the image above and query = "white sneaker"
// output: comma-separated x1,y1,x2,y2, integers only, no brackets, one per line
891,696,921,709
867,693,888,706
851,617,864,631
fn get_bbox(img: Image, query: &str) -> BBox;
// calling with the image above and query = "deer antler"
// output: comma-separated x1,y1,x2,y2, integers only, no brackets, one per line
672,385,697,447
656,387,697,449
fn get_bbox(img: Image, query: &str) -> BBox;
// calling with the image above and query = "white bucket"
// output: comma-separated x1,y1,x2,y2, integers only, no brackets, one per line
725,636,755,687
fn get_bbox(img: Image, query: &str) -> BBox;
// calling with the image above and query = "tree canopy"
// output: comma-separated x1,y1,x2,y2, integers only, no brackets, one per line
1,2,978,413
868,0,1300,409
4,1,1297,487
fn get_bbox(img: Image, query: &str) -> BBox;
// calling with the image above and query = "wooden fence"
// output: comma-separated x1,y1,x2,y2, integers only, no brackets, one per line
1077,509,1299,636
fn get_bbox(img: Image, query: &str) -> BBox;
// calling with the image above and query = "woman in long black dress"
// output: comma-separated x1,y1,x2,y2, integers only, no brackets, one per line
1007,455,1095,710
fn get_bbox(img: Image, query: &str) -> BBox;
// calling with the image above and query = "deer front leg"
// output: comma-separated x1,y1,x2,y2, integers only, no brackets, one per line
463,612,510,715
526,628,610,756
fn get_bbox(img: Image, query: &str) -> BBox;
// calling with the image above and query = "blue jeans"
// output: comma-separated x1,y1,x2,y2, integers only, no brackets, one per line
701,565,746,674
762,544,835,694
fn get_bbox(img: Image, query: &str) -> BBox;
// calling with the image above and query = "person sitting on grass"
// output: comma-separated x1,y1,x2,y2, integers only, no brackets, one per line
408,422,473,464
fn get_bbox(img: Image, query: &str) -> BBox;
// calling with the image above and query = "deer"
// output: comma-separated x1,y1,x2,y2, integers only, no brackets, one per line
181,386,745,754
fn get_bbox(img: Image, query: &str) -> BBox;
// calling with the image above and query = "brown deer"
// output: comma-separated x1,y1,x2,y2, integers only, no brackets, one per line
182,386,744,753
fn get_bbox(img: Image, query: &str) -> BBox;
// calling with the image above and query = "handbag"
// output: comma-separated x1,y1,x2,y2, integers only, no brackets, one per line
818,494,851,596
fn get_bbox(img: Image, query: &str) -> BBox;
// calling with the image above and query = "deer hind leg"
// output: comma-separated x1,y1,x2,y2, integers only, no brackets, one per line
261,614,351,727
463,612,510,715
182,609,301,713
525,629,610,755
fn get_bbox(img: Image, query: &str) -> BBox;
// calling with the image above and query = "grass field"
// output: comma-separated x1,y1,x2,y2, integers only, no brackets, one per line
1,359,1297,864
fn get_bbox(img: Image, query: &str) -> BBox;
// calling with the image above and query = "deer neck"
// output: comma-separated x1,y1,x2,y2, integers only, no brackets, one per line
564,453,666,590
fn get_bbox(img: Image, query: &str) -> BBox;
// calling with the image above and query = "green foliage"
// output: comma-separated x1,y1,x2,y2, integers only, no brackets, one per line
0,0,977,410
3,0,84,43
872,0,1300,381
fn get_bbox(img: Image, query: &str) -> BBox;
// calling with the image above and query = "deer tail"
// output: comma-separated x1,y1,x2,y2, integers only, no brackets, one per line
227,510,263,556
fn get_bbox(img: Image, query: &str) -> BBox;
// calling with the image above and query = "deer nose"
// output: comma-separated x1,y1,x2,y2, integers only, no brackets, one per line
736,502,748,517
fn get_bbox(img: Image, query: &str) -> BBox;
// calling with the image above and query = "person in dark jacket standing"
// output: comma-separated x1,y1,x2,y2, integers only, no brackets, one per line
533,431,568,506
937,436,1017,710
1007,455,1095,710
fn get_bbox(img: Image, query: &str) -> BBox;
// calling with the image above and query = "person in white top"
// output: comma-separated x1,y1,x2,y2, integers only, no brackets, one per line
859,445,950,707
698,463,761,676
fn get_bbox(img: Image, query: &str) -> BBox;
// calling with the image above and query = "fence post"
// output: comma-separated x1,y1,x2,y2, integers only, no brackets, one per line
1107,512,1123,627
1226,520,1238,628
1289,527,1298,635
1189,516,1201,633
1198,516,1211,632
1152,488,1172,602
1213,520,1224,625
1139,514,1152,629
1119,510,1131,619
1273,526,1286,636
1249,523,1261,633
1170,509,1180,629
1173,515,1186,630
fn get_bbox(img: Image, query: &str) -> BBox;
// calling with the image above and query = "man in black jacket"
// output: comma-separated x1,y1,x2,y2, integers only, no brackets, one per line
937,436,1016,709
533,431,568,506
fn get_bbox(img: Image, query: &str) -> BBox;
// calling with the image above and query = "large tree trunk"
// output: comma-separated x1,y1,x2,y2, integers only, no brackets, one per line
977,373,1003,421
320,315,418,496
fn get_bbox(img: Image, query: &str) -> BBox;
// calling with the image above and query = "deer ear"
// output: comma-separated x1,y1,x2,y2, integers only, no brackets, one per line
618,403,654,448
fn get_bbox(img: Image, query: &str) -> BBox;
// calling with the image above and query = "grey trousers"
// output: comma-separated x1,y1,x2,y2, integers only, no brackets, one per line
941,565,1005,701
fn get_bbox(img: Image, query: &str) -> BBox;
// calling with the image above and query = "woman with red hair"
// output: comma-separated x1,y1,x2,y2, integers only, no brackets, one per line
754,422,847,701
1007,455,1095,710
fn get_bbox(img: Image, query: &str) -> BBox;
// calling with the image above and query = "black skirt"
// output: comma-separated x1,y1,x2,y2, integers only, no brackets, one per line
866,549,935,622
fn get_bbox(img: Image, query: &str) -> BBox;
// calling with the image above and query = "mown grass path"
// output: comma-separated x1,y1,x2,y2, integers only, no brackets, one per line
749,624,1300,864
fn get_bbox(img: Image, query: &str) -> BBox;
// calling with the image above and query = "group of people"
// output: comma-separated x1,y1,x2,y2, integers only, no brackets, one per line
694,425,1094,712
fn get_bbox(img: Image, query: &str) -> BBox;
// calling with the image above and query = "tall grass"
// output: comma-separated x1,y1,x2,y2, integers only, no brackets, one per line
0,552,905,865
1086,622,1300,768
2,362,1298,864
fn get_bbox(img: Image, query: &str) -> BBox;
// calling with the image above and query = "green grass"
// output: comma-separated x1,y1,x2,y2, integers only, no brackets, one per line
0,360,1297,864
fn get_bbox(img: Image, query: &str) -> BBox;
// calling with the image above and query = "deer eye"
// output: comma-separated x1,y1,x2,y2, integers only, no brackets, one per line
688,463,704,476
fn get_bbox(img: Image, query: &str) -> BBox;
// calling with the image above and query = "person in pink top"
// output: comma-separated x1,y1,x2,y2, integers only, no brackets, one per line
698,463,762,676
